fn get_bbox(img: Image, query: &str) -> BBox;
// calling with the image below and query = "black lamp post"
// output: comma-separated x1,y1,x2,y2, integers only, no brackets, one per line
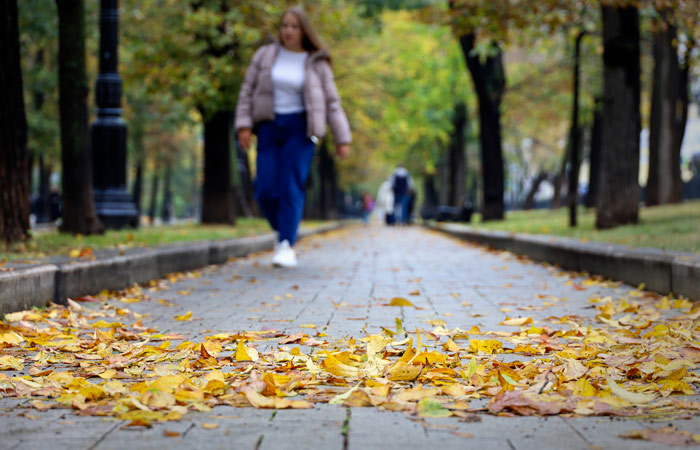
91,0,138,228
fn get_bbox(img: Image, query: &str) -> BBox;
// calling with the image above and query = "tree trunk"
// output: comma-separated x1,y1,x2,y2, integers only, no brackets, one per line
438,157,449,205
524,172,547,210
201,110,235,224
596,5,641,229
37,156,52,222
422,174,439,219
568,31,586,227
318,139,338,220
459,33,505,221
673,43,691,202
0,0,30,243
585,98,603,208
448,101,467,207
161,166,172,223
56,0,103,235
132,159,143,218
551,146,569,209
148,174,159,225
647,18,679,206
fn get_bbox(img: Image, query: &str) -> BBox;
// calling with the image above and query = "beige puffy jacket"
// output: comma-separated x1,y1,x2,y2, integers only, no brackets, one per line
235,43,352,145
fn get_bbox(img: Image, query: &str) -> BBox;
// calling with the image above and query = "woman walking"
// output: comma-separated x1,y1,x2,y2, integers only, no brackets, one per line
235,6,351,268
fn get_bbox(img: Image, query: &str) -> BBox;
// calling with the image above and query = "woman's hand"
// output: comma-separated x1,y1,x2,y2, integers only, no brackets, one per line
336,143,350,160
238,128,252,151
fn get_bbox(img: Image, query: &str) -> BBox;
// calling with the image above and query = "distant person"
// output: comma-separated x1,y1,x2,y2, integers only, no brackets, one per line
361,191,374,224
390,164,414,225
376,179,395,225
406,189,417,225
48,187,61,222
235,6,351,268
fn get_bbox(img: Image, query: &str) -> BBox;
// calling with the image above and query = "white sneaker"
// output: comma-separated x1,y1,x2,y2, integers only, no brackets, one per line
272,240,297,268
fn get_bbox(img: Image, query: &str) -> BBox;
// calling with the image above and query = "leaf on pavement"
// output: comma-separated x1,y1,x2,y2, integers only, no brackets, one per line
620,427,700,446
174,311,193,321
388,297,418,308
605,374,657,404
417,398,452,418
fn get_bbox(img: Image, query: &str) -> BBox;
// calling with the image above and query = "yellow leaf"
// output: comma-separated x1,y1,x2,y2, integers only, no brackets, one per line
605,374,657,404
443,339,462,352
395,385,440,401
387,361,422,381
91,320,124,328
571,377,597,397
389,297,417,308
0,355,24,371
174,311,193,321
0,331,24,345
202,423,219,429
412,351,447,366
500,317,533,326
299,324,317,329
98,369,117,379
322,354,360,378
468,339,503,355
329,384,361,405
441,383,468,398
236,340,258,362
656,297,671,310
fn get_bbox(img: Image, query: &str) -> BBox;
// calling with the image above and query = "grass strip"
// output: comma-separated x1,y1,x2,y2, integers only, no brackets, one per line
470,200,700,253
1,218,325,262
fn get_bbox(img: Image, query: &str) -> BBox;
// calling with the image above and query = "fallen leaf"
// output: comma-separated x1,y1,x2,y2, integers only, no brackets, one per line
389,297,417,308
605,374,657,404
500,317,533,326
174,311,193,321
417,398,452,418
620,427,700,446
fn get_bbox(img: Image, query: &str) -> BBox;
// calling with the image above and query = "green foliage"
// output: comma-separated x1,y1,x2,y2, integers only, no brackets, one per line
333,10,475,190
18,0,60,162
15,0,699,219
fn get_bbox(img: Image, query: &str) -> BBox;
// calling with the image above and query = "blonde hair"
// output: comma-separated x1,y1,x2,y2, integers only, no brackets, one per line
279,6,327,54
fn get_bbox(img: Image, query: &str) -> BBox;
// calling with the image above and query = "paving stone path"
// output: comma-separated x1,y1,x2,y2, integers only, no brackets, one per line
1,225,698,449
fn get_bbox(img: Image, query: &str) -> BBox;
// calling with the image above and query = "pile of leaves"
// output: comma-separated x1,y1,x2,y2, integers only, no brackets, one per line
1,279,700,428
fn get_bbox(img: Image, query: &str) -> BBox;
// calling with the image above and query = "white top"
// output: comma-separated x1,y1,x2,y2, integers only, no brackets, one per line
271,47,308,114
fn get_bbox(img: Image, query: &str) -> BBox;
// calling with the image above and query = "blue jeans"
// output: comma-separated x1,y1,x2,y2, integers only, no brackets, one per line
394,195,409,224
254,112,315,246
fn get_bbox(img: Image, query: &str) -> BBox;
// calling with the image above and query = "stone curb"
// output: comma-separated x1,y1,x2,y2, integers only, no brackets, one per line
427,222,700,301
0,222,346,315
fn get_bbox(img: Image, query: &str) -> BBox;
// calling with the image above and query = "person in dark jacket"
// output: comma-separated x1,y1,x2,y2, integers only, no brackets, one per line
390,165,414,225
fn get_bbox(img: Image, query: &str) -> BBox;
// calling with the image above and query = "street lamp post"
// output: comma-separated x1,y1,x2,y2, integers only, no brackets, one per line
91,0,138,229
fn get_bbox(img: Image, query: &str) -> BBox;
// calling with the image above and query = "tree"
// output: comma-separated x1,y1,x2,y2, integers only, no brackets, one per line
568,30,587,227
448,101,467,207
585,97,603,208
646,1,699,206
458,33,506,220
55,0,103,235
595,3,641,229
0,0,31,243
18,0,60,224
647,11,680,206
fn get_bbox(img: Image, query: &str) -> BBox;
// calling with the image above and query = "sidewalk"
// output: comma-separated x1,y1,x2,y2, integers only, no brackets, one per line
1,226,699,449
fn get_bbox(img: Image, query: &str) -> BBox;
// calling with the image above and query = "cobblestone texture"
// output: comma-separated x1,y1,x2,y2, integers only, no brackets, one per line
1,225,697,449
